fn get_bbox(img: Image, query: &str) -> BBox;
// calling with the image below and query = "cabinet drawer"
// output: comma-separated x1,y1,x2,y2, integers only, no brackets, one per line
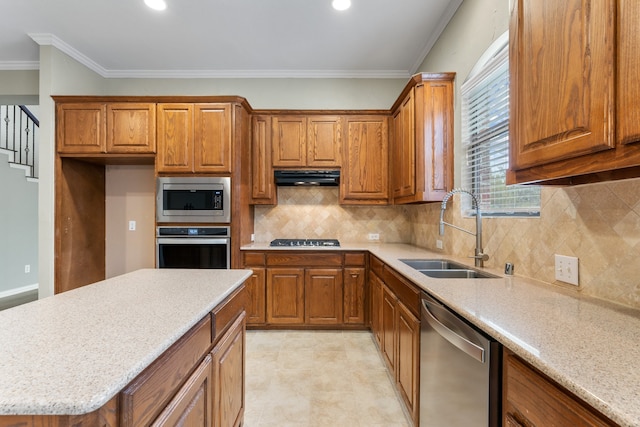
266,252,343,267
504,351,615,427
344,252,366,266
383,266,420,317
121,316,212,427
370,255,384,277
212,284,247,341
243,252,266,267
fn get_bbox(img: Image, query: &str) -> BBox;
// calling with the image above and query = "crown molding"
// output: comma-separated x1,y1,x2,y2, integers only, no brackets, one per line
409,0,463,74
22,33,411,79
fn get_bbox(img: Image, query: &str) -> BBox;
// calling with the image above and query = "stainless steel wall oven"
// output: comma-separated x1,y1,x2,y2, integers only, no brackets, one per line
156,226,230,269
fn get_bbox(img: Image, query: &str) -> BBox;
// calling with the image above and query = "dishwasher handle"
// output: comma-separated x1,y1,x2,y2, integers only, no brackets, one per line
422,299,485,363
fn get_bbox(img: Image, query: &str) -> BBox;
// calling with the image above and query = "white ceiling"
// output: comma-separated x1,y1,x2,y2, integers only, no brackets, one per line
1,0,463,79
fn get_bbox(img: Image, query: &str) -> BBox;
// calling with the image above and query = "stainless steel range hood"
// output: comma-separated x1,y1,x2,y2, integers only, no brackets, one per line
274,170,340,186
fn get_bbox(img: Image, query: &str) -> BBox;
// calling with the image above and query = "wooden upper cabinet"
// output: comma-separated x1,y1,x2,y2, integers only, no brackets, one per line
392,89,416,200
272,115,307,167
617,0,640,146
271,115,341,168
307,116,342,167
157,103,194,172
508,0,631,184
57,103,106,154
391,73,454,204
157,103,232,173
251,115,276,204
57,102,156,155
106,103,156,153
194,104,232,173
340,115,389,205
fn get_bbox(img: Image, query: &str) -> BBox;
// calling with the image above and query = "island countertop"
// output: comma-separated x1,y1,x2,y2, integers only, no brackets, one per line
0,268,252,416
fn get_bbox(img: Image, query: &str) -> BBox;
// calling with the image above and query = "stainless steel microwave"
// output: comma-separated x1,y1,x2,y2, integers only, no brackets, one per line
156,177,231,223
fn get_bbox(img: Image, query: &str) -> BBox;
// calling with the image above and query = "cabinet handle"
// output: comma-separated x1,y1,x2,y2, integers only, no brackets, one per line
351,274,359,278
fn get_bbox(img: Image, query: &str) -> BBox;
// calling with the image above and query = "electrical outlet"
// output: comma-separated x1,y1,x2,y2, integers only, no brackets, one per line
368,233,380,241
436,239,443,249
128,220,136,231
250,233,255,242
24,264,30,274
555,254,579,286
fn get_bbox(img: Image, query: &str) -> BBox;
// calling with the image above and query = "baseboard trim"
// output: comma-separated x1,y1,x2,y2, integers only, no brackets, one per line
0,283,38,299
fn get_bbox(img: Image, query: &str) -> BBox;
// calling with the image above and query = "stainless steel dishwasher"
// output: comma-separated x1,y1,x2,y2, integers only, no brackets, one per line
420,292,501,427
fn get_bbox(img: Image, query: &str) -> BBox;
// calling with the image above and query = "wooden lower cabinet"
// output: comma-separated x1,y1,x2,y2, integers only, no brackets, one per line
152,354,213,427
266,268,305,324
305,268,343,325
245,268,266,324
211,312,246,427
370,258,420,426
396,300,420,425
343,267,366,324
243,251,367,328
503,349,617,427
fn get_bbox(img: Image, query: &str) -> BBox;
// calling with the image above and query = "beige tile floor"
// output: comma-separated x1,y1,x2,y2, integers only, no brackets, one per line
244,330,412,427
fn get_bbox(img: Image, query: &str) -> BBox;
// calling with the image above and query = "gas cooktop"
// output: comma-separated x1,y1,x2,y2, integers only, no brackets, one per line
269,239,340,247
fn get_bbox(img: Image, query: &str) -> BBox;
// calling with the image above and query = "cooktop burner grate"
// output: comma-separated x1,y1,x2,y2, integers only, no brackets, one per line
269,238,340,247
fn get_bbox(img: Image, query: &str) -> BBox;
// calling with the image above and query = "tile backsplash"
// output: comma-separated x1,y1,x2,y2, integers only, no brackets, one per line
254,180,640,309
409,178,640,309
253,187,410,243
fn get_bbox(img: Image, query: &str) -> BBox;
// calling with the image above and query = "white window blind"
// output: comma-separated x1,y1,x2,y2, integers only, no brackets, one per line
461,37,540,217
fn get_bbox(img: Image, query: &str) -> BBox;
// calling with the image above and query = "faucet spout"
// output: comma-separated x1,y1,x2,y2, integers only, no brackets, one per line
438,188,488,268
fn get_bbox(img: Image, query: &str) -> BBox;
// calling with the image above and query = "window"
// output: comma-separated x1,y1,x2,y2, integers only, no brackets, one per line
461,33,540,217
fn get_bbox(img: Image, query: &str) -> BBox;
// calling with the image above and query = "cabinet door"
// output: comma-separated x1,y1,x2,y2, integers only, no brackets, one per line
381,284,396,372
251,115,276,204
157,103,194,173
509,0,615,170
272,116,306,167
503,351,615,427
396,301,420,426
211,312,246,427
415,79,453,201
617,0,640,146
343,267,365,325
266,268,305,324
370,273,384,347
392,89,416,199
194,103,232,173
246,268,266,325
340,115,389,205
106,103,156,154
56,103,105,153
307,115,342,167
151,354,212,427
305,268,343,325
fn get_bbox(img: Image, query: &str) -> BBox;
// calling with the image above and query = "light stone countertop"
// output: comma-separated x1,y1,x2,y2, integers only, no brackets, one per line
242,242,640,427
0,268,252,416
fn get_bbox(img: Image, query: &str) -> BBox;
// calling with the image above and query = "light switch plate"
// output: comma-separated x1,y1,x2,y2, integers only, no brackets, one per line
555,254,579,286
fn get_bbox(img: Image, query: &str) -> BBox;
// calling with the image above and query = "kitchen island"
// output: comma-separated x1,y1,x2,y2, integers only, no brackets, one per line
243,242,640,427
0,268,252,426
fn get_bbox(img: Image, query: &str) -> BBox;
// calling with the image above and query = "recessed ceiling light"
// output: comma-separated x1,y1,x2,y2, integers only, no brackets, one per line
332,0,351,11
144,0,167,11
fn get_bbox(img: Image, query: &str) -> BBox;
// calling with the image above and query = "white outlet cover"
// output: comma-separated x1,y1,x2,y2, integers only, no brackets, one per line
555,254,579,286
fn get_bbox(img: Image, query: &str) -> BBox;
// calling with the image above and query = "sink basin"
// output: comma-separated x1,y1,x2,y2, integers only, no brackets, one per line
400,258,498,279
400,259,468,270
418,269,497,279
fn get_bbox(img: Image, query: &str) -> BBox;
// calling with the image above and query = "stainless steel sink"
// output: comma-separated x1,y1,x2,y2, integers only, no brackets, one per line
418,269,496,279
400,259,498,279
400,259,468,270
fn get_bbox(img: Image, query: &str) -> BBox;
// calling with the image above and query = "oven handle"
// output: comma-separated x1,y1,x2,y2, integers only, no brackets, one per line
156,237,230,244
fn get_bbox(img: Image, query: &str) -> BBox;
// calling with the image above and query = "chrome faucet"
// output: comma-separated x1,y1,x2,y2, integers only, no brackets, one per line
439,188,489,268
